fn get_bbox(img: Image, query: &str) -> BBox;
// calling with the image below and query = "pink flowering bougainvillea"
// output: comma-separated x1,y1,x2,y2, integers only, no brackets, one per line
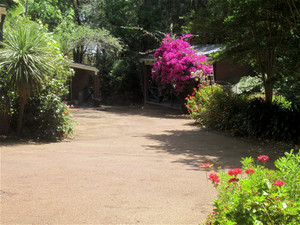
152,34,212,94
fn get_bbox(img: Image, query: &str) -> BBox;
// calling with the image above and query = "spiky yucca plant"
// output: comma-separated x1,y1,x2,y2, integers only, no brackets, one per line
0,21,55,134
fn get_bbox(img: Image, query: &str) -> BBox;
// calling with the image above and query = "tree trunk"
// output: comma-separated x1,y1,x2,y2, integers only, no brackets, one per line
264,82,273,103
16,96,26,135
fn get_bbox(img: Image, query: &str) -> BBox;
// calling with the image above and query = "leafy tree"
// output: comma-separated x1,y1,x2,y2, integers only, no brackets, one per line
0,19,56,134
186,0,300,103
0,0,16,7
27,0,74,31
54,21,122,64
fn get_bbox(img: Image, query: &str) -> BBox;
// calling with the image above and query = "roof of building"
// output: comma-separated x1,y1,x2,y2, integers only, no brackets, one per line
139,44,222,66
70,62,99,74
192,44,222,55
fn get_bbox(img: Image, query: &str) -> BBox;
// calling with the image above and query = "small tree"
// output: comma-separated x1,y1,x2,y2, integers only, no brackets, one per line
0,19,55,134
189,0,300,103
152,34,212,95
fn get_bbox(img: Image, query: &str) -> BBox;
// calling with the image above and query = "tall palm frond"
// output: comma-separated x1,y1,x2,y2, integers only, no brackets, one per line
0,21,56,134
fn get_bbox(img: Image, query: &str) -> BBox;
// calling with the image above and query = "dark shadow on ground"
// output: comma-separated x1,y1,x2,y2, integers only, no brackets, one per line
143,128,293,170
0,136,65,147
74,104,186,120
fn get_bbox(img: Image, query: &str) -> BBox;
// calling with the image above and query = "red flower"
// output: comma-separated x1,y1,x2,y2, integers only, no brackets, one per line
245,169,255,174
258,155,269,163
228,168,243,176
199,163,212,168
228,178,239,183
274,180,284,187
209,173,220,183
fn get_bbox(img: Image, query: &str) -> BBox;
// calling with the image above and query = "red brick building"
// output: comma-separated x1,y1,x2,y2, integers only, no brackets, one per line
70,63,100,106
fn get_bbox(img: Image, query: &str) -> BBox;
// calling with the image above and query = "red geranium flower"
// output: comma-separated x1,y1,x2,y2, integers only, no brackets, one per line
228,168,243,176
209,173,220,183
245,169,255,174
258,155,269,163
274,180,284,187
228,178,239,183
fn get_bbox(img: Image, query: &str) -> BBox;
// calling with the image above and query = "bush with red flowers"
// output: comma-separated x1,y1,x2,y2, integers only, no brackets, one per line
203,150,300,224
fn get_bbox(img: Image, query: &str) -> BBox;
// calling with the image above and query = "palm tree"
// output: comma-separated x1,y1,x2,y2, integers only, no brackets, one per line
0,21,55,134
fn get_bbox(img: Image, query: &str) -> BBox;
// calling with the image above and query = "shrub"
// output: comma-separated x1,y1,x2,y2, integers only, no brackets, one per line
152,34,212,95
185,84,247,133
244,98,300,142
106,57,143,104
21,92,75,140
204,150,300,225
186,85,300,142
8,42,75,140
235,76,263,94
1,18,75,140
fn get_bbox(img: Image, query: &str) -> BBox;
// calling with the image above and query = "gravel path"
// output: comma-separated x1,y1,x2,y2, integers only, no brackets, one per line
0,105,289,224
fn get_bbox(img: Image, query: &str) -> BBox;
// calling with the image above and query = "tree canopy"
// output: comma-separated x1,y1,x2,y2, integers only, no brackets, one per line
186,0,300,102
2,0,300,104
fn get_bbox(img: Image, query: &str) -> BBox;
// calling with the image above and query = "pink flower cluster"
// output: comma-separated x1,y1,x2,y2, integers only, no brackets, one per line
152,34,212,94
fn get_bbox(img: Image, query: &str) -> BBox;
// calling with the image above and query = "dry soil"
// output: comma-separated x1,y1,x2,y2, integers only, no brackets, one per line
0,105,291,224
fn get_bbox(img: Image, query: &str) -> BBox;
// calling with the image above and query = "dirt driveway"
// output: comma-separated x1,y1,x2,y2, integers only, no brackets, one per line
0,105,290,224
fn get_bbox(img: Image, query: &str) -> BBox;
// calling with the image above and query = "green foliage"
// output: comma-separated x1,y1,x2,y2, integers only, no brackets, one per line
186,84,246,133
185,0,300,103
18,92,75,140
27,0,74,31
0,18,55,94
78,0,206,103
8,47,75,140
1,17,75,139
186,85,300,142
0,18,57,133
103,57,143,104
275,76,300,105
235,76,263,94
243,98,300,142
204,150,300,224
54,21,122,63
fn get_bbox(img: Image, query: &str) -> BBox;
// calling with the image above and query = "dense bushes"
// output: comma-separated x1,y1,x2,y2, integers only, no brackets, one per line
0,18,75,140
186,84,300,143
10,92,75,140
244,98,300,142
203,150,300,224
104,57,143,104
